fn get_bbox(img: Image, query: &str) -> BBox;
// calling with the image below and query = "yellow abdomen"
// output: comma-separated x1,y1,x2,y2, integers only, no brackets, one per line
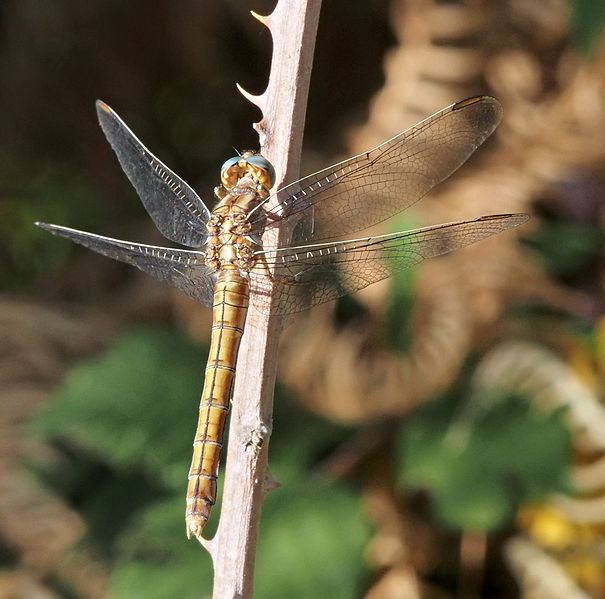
185,267,249,540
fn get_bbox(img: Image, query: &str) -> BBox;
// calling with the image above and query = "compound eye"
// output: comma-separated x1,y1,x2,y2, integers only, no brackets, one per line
220,156,240,178
246,155,276,189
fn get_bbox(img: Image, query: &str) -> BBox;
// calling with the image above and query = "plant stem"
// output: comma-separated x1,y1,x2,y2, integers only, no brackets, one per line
203,1,321,596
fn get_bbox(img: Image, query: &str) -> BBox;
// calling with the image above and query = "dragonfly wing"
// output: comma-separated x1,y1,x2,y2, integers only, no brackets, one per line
252,96,503,243
36,222,216,308
96,101,211,248
250,213,528,315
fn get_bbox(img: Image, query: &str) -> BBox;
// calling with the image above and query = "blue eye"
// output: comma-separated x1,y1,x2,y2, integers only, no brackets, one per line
246,155,276,188
220,156,240,176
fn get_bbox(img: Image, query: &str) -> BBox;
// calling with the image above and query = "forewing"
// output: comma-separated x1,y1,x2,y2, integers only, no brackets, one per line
252,96,503,243
249,214,528,315
96,101,210,248
36,222,216,308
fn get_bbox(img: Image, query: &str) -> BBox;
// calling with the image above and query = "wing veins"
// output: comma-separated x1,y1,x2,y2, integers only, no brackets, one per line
249,97,503,243
96,100,211,248
35,222,217,308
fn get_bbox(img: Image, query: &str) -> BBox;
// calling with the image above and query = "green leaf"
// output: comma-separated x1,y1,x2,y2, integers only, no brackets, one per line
570,0,605,55
256,482,369,599
109,495,213,599
110,481,369,599
31,326,205,485
111,555,213,599
30,327,369,597
28,326,206,555
524,220,603,277
396,393,572,532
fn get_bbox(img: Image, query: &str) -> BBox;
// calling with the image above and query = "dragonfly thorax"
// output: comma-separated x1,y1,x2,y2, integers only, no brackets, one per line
206,155,274,273
204,205,259,273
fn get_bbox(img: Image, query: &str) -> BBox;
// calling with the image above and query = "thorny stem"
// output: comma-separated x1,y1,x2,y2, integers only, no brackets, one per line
202,1,322,597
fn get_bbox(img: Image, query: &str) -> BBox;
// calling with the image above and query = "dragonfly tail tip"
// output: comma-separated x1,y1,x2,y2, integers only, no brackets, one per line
186,515,209,542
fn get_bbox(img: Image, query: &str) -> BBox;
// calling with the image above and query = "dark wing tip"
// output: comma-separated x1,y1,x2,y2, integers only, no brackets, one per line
95,99,112,114
452,95,498,110
478,213,530,226
452,95,503,129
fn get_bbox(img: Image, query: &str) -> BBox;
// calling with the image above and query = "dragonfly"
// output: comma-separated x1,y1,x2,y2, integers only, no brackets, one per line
36,95,528,541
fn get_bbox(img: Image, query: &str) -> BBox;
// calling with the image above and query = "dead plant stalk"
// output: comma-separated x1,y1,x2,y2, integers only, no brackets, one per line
200,1,322,597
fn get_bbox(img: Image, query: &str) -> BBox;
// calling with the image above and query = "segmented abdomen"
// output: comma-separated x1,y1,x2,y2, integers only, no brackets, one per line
185,267,249,540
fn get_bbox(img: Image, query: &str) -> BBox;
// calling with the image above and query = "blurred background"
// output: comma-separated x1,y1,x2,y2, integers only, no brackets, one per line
2,0,605,597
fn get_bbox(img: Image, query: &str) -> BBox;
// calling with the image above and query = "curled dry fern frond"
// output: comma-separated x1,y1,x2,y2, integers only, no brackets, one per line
505,536,590,599
472,340,605,451
477,338,605,594
280,0,605,424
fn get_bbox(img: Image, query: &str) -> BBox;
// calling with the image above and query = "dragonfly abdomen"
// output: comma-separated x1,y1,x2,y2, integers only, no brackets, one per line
186,268,250,540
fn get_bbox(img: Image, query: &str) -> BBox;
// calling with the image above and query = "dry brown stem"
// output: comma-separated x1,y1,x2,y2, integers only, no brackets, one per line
201,1,322,597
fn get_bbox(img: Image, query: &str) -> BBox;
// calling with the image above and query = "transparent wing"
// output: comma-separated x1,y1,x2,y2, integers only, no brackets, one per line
96,101,211,248
251,96,503,243
35,222,217,308
249,213,528,315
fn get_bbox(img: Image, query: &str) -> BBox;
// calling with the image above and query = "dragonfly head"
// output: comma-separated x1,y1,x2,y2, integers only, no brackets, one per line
220,151,276,192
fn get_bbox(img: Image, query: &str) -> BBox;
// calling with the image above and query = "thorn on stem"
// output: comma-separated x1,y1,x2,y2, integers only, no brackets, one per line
250,10,270,26
236,82,265,108
262,468,281,496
